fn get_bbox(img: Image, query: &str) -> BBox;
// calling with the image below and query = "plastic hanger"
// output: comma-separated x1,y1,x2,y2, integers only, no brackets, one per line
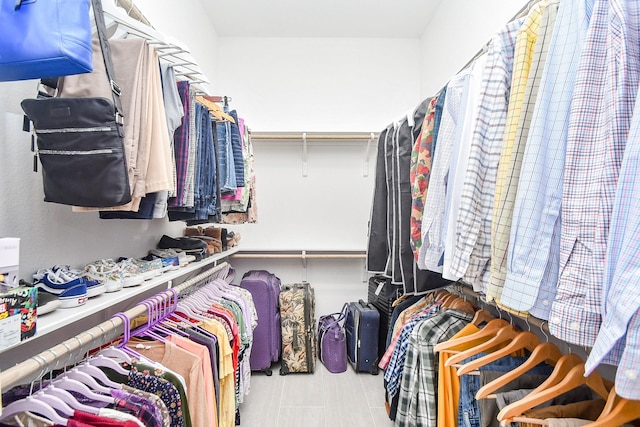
88,354,130,375
42,384,100,415
0,395,68,425
52,376,115,404
475,341,563,399
457,331,541,376
434,318,510,353
445,325,519,367
97,346,132,364
75,363,123,389
497,363,611,422
584,386,640,427
32,390,75,417
64,367,113,394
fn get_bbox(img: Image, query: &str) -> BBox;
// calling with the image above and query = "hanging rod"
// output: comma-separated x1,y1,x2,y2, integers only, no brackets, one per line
454,0,539,76
0,262,229,392
450,283,550,333
231,250,366,260
251,132,379,141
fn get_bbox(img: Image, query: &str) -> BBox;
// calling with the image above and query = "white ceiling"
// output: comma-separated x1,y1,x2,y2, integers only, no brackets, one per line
201,0,444,38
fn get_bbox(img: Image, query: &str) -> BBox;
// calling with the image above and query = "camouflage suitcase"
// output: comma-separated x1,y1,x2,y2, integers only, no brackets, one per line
279,282,316,375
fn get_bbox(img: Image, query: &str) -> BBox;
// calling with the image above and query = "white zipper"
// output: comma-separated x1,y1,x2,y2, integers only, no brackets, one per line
38,149,115,155
36,126,112,134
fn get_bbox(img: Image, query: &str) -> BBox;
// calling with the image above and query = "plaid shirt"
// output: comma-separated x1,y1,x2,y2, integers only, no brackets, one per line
380,301,441,372
394,310,472,427
551,0,640,346
503,0,593,322
585,0,640,396
489,2,546,302
442,54,488,281
449,18,522,293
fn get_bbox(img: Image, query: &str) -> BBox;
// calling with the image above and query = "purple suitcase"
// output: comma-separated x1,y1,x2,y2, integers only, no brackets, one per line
240,270,281,375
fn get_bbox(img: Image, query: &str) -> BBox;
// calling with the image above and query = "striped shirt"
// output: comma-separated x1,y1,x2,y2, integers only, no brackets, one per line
489,1,546,302
499,0,560,318
503,0,593,321
551,0,639,346
583,0,640,399
449,18,523,293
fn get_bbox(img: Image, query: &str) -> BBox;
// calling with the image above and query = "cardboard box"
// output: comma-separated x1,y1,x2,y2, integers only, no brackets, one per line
0,285,37,349
0,238,20,287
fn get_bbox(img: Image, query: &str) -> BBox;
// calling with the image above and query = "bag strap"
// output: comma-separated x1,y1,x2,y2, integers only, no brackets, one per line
319,310,346,332
91,0,124,123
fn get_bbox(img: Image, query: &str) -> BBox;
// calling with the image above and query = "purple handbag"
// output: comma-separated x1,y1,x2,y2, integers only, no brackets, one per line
317,306,347,373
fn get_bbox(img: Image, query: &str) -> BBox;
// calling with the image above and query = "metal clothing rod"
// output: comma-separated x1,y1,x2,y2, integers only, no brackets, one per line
231,250,366,260
251,132,379,141
0,262,229,392
451,283,550,333
454,0,539,75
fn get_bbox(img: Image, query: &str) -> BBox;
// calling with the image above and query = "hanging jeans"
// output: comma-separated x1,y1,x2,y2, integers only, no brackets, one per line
229,110,245,187
217,120,237,194
458,354,554,427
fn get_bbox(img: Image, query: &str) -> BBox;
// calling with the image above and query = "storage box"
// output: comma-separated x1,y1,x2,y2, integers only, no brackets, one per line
0,285,37,349
0,238,20,287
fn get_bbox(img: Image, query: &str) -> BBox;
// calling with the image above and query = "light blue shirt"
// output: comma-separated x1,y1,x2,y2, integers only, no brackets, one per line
501,0,594,320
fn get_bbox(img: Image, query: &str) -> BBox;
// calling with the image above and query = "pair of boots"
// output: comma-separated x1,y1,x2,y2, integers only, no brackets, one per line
184,226,225,254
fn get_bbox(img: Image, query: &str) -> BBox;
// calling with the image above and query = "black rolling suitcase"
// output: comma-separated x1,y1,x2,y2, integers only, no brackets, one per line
345,300,380,374
367,275,402,359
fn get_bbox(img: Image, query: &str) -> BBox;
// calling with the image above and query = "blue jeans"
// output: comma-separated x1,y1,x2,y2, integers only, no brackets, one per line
229,110,245,187
217,118,237,194
458,353,554,427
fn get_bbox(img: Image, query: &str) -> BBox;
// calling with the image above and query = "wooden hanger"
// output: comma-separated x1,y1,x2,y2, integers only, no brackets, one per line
497,362,611,423
440,293,460,307
196,96,235,123
475,342,563,399
527,353,584,396
472,309,495,326
457,331,540,376
448,299,476,315
581,386,640,427
434,318,510,353
445,325,519,367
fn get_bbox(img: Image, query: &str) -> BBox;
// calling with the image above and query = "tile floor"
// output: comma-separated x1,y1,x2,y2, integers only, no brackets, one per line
239,362,395,427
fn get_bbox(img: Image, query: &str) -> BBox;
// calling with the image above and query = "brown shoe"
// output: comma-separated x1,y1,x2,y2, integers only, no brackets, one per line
204,227,222,240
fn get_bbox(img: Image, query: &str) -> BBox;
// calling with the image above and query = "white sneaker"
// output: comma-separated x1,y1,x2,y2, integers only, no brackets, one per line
115,259,145,287
82,260,123,293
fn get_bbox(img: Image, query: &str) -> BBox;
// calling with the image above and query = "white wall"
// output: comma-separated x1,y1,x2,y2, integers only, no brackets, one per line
420,0,529,97
215,37,423,132
212,36,423,314
215,37,422,252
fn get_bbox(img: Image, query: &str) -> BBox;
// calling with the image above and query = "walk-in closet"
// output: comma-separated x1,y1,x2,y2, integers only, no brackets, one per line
1,0,639,426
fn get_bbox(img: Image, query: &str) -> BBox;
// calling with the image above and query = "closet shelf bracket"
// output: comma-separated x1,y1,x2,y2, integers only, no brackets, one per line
302,132,308,177
364,132,375,177
302,250,308,281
